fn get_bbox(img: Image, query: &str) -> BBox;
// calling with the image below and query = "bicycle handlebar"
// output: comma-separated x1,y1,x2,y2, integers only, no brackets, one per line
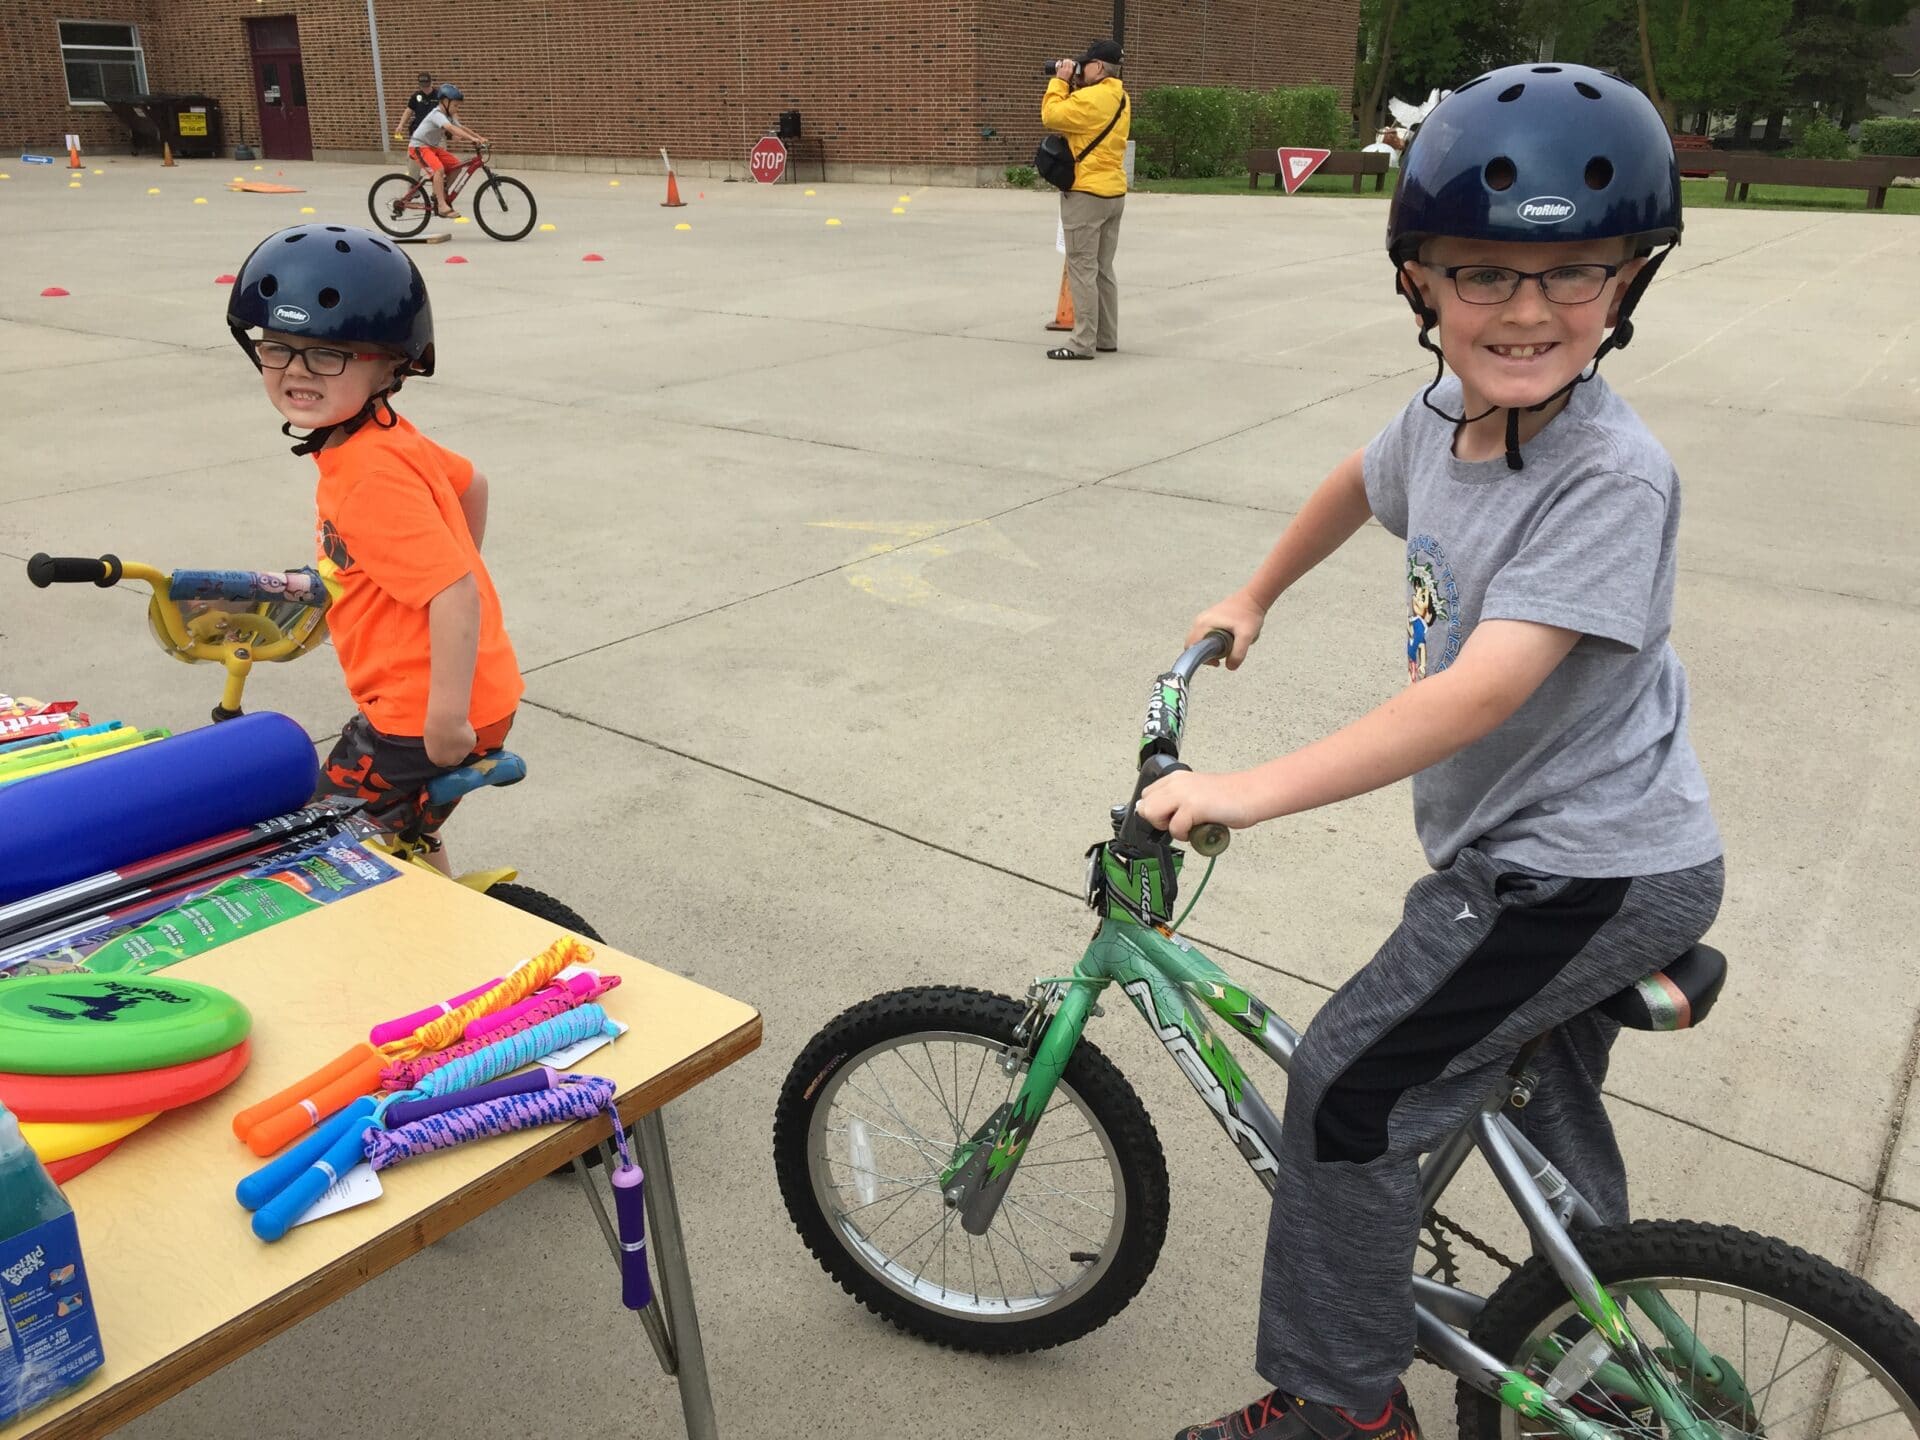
1117,629,1236,861
27,553,123,588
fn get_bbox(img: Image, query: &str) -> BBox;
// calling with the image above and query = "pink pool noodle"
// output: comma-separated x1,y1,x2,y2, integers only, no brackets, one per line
369,979,500,1046
462,973,601,1041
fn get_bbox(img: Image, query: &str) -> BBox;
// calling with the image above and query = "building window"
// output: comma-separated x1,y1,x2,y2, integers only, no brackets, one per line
59,21,148,105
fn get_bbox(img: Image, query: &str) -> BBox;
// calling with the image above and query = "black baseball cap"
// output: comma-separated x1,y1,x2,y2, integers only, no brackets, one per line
1078,39,1124,64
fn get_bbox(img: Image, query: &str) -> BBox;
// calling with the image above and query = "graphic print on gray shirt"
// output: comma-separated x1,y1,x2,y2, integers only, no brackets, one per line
1363,374,1721,877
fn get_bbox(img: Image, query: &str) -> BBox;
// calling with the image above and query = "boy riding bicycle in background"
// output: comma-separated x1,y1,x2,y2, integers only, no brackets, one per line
409,83,488,219
225,224,523,872
1137,65,1724,1440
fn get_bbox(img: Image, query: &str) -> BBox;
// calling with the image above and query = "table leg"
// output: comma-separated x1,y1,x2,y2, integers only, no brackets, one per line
637,1108,720,1440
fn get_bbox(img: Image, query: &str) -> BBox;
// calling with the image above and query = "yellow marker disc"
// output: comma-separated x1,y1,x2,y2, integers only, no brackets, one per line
68,181,81,188
674,222,691,230
539,222,556,231
92,168,104,175
892,206,906,214
804,188,816,196
147,186,160,194
898,194,911,202
194,197,208,204
825,218,842,226
609,179,621,186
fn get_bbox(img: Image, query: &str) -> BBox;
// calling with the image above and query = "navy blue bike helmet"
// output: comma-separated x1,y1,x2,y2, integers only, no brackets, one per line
227,223,434,453
1385,63,1681,468
436,83,463,101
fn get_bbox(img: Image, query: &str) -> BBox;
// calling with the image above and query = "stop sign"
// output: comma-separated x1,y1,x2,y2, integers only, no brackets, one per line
750,136,788,185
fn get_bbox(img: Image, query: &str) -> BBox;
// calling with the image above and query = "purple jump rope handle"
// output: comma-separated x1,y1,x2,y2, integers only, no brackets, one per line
381,1067,555,1129
369,978,500,1046
612,1161,652,1310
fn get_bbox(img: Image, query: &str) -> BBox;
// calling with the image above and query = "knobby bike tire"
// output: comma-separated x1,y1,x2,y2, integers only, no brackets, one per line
773,985,1170,1354
1456,1218,1920,1440
367,173,431,237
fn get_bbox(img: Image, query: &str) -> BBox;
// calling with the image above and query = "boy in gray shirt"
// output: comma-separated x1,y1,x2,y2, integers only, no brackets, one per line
1140,64,1723,1440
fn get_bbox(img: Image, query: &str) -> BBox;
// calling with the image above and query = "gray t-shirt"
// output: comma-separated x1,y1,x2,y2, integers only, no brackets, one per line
410,106,453,149
1363,374,1720,877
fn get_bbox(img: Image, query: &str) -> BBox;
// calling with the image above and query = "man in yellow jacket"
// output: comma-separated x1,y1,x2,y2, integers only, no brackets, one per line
1042,39,1129,360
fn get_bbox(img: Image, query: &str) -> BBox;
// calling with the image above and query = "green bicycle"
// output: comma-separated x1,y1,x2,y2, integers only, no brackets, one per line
774,631,1920,1440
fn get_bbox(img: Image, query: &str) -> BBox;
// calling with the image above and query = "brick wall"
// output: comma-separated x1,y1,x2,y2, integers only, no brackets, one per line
2,0,1357,176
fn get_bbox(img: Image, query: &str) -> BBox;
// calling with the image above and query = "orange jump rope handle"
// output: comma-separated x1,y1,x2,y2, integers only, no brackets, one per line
231,1042,378,1142
243,1050,388,1158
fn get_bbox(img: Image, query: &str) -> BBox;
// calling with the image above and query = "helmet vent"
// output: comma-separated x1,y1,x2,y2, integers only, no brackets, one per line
325,225,346,233
282,232,306,244
1484,155,1517,191
335,238,351,253
1498,83,1525,102
1454,76,1488,92
258,274,279,297
1585,156,1614,189
1531,65,1562,73
317,287,341,309
1575,80,1602,99
371,239,392,253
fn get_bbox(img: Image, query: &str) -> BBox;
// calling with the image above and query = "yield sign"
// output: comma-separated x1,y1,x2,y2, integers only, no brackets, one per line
1277,147,1332,194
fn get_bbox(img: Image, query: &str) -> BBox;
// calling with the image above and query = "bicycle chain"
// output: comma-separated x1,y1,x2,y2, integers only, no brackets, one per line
1429,1207,1525,1275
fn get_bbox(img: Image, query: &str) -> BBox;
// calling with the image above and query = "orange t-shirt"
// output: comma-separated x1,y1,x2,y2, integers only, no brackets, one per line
312,415,523,736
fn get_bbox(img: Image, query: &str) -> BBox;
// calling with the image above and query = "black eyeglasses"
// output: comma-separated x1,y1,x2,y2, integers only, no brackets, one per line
254,340,390,375
1427,263,1622,306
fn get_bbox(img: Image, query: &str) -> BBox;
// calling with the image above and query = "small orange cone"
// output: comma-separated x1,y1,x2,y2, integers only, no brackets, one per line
67,141,82,170
161,142,175,167
1045,262,1074,332
661,169,686,208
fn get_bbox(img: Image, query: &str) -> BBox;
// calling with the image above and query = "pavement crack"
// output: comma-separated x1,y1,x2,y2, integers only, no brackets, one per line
1849,1000,1920,1277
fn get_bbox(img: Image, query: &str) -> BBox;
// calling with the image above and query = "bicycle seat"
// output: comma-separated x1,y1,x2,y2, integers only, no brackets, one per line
422,749,526,807
1595,944,1726,1031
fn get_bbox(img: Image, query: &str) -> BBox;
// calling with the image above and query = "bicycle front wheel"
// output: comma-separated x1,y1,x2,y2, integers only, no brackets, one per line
1457,1220,1920,1440
773,985,1169,1354
367,173,430,237
472,175,536,240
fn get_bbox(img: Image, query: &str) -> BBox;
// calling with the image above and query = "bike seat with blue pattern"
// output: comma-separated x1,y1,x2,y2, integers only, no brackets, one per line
1595,944,1726,1031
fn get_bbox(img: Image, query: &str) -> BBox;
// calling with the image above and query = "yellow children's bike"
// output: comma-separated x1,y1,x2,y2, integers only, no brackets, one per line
25,552,597,940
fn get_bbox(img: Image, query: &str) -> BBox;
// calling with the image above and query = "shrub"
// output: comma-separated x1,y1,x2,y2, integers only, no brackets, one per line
1858,116,1920,157
1789,116,1854,160
1134,84,1348,177
1004,163,1038,188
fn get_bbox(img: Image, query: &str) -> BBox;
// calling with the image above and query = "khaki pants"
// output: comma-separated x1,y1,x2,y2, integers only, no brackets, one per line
1061,189,1124,355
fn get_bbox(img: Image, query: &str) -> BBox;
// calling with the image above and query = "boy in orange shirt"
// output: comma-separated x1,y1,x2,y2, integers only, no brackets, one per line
225,223,522,871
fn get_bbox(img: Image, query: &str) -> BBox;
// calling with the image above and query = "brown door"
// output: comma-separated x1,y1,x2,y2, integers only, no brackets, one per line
247,16,312,161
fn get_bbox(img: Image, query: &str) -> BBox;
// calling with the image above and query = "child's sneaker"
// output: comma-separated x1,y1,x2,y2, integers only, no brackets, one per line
1176,1384,1420,1440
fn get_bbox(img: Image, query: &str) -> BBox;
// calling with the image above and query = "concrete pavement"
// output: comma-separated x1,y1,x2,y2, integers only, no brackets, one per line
1,154,1915,1439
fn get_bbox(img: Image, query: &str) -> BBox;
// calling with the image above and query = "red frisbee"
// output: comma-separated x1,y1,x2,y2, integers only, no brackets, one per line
45,1137,124,1183
0,1038,251,1122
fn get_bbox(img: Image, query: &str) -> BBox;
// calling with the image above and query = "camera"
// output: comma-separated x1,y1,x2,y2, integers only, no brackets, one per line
1043,60,1084,82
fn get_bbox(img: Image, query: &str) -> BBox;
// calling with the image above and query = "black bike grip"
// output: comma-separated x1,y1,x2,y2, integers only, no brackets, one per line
27,553,122,588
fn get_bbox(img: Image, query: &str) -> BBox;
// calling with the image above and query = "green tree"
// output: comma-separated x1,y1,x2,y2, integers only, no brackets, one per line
1353,0,1529,131
1784,0,1918,122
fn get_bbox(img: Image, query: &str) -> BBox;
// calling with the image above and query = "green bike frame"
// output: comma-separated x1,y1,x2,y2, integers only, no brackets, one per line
937,631,1737,1440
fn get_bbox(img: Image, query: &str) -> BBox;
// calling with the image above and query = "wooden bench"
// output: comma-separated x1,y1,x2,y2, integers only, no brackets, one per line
1670,132,1721,178
1720,153,1909,209
1246,148,1390,192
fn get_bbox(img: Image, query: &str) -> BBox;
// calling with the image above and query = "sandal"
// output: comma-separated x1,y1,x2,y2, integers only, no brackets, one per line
1046,347,1094,360
436,207,460,219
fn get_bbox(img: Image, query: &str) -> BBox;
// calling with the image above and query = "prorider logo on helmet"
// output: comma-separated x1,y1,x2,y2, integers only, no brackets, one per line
271,303,311,327
1517,196,1576,225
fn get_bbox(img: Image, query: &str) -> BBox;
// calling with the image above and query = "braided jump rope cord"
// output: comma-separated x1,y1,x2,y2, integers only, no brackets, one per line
406,1003,620,1100
377,935,594,1061
366,1075,617,1171
379,975,620,1091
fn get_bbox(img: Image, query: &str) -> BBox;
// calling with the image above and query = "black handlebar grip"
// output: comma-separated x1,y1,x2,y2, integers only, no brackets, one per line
26,553,122,588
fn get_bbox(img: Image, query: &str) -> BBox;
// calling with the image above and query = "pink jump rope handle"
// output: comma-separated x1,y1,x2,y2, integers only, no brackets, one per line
612,1161,652,1310
462,973,598,1041
369,978,500,1046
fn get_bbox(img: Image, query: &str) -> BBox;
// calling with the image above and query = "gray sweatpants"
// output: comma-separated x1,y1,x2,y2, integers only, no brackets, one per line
1257,847,1725,1411
1061,189,1124,356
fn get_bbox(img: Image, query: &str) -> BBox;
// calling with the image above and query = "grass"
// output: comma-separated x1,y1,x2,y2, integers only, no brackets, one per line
1133,168,1920,214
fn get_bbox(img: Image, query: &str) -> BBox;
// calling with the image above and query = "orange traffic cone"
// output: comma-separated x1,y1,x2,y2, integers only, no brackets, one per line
67,141,82,170
161,141,176,167
1044,262,1074,331
661,168,686,208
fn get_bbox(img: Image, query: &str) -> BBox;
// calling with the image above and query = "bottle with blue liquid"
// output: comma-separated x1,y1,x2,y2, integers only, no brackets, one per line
0,1102,105,1425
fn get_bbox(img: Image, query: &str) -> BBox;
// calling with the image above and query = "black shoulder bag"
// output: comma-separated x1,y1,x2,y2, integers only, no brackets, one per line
1034,92,1127,192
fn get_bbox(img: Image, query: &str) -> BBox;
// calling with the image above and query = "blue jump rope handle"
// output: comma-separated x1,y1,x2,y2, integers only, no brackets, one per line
252,1115,374,1243
236,1096,374,1212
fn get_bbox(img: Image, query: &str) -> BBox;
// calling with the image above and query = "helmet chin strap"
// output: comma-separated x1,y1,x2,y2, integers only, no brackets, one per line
281,370,408,456
1397,242,1673,471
